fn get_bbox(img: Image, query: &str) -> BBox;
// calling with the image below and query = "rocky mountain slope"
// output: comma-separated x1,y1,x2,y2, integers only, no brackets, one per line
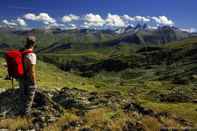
0,87,195,130
0,25,191,51
0,28,196,130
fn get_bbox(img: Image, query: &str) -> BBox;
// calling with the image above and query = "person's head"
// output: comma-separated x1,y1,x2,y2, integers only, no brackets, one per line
25,36,36,50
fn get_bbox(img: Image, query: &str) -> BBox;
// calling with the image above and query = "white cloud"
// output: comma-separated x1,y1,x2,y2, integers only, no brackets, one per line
16,18,27,26
152,16,174,26
2,18,27,27
24,13,37,20
65,24,77,30
23,13,56,24
2,19,17,27
180,28,196,33
45,23,65,30
83,13,105,27
37,13,56,24
123,15,150,23
48,23,65,28
62,14,79,23
134,16,150,22
123,15,135,21
105,13,126,27
2,13,180,30
147,26,158,30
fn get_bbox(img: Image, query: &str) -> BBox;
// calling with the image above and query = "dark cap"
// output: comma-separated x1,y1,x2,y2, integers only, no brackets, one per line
27,36,36,43
25,36,36,49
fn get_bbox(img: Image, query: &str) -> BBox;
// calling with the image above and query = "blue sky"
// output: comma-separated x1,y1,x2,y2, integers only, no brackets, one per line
0,0,196,31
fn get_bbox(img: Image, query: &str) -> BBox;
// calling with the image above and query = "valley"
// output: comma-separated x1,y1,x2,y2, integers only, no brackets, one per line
0,26,197,130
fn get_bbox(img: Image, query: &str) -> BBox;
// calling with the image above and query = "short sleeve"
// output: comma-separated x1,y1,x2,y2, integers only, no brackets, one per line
26,53,37,65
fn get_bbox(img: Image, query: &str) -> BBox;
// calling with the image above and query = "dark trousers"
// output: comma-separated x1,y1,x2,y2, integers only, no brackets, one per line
19,78,37,115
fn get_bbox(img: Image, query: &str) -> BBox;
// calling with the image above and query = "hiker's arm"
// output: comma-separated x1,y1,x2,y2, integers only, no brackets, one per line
30,64,36,85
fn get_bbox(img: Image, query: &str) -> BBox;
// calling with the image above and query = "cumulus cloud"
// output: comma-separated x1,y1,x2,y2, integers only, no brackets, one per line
123,15,150,22
65,24,77,30
46,23,65,29
123,15,135,21
2,19,27,27
2,19,17,27
180,28,197,33
16,18,27,26
152,16,174,26
147,26,158,30
62,14,79,23
23,13,37,20
105,13,126,27
135,16,150,22
81,13,127,28
83,13,105,27
24,13,56,24
1,13,179,30
39,13,56,24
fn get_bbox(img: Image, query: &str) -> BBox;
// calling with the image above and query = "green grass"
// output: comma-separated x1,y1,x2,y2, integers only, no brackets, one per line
0,58,96,91
142,100,197,127
0,58,12,89
37,60,92,90
164,36,197,49
0,36,197,127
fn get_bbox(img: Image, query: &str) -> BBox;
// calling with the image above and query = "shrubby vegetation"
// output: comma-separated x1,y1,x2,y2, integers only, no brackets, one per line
0,28,197,130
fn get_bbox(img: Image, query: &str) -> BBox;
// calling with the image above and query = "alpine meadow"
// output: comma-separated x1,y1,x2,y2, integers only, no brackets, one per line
0,0,197,130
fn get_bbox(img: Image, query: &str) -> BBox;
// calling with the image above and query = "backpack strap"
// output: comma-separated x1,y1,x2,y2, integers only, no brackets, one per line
22,50,33,56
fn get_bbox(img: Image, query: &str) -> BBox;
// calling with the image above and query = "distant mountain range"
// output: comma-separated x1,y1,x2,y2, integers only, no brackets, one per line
0,24,194,52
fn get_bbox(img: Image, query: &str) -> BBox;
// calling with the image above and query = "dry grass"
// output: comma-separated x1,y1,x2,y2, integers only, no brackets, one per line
141,116,161,131
43,111,79,131
108,116,130,131
83,108,138,131
0,117,32,130
85,108,110,123
161,117,181,128
44,108,136,131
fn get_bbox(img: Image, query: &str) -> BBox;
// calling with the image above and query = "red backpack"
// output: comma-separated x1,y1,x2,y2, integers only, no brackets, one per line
4,50,32,79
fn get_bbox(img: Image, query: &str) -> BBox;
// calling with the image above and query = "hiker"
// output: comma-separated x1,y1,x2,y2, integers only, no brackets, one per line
19,36,37,115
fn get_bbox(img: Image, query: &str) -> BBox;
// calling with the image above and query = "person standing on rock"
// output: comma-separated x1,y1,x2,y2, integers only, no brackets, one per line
19,36,37,116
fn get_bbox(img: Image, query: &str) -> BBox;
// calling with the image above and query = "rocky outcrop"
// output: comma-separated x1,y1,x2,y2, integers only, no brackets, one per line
0,87,194,130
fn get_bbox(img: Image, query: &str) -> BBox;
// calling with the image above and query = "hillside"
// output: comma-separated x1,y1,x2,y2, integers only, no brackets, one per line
0,57,197,130
39,37,197,81
0,31,197,130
